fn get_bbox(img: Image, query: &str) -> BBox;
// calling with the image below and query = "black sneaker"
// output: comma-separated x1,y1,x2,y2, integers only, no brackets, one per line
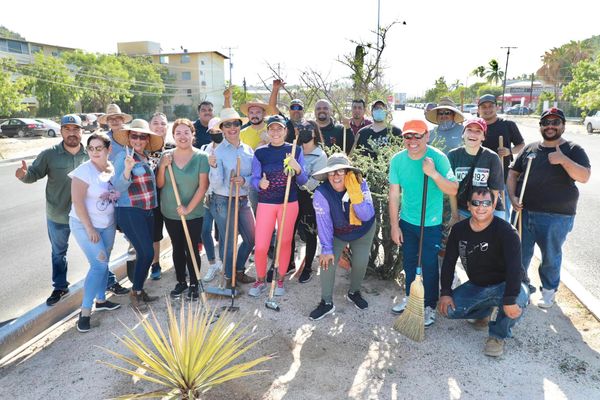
46,288,69,306
309,300,335,321
107,282,130,296
286,264,296,276
186,285,199,301
95,300,121,311
77,313,90,333
346,291,368,310
170,282,188,299
298,269,312,284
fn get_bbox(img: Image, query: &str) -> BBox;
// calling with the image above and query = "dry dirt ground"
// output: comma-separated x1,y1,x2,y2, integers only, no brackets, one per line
0,246,599,400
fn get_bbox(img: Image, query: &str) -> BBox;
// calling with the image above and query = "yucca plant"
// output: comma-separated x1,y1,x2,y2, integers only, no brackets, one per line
99,299,273,399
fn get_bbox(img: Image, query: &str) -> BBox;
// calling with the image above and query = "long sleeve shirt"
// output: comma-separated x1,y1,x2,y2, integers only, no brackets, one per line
301,146,328,192
209,139,254,197
19,142,88,224
112,151,157,209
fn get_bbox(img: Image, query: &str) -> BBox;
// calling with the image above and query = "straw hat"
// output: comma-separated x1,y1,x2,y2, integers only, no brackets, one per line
98,104,133,125
240,99,275,117
113,119,164,152
312,153,362,181
425,97,465,124
218,108,248,127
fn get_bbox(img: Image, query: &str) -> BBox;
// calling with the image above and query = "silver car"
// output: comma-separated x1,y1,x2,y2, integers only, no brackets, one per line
583,111,600,133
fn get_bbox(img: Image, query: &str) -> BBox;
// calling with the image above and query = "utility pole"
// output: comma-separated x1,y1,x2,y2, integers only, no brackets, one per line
500,46,517,113
222,46,238,85
529,73,535,109
243,77,247,102
375,0,381,86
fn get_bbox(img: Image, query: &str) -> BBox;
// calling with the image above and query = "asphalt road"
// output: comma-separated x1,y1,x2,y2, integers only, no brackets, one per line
393,107,600,301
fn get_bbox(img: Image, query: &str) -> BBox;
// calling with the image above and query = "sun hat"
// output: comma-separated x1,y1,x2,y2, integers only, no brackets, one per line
240,99,275,117
113,119,164,152
218,108,248,128
540,107,566,123
463,117,487,133
402,119,429,135
97,104,133,125
425,97,464,124
477,94,497,106
60,114,82,127
312,152,362,181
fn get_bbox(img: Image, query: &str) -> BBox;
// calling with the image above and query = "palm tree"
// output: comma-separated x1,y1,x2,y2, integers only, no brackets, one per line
485,59,504,86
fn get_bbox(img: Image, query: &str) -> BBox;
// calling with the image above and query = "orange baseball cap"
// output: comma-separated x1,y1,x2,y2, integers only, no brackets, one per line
402,119,428,135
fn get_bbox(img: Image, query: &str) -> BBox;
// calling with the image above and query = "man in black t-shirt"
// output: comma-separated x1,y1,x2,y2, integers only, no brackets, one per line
193,101,214,149
354,100,401,156
439,187,528,357
315,99,354,154
507,108,591,309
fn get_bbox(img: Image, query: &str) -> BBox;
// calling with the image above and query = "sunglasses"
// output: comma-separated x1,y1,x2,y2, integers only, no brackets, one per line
222,120,242,128
290,104,303,111
130,134,148,140
540,119,562,127
437,111,453,116
403,133,426,140
86,145,106,152
470,199,493,207
327,169,347,177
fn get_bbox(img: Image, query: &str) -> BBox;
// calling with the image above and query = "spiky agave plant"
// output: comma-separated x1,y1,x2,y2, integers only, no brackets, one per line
99,299,273,399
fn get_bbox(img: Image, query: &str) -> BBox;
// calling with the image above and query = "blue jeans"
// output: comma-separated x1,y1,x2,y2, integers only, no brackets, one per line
70,217,116,309
116,207,154,291
201,199,223,262
447,281,529,339
47,219,70,290
400,220,442,308
210,194,255,278
504,192,511,222
521,210,574,291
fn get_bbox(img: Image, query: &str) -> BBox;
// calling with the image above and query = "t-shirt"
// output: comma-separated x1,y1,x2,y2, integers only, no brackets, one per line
240,124,267,150
355,125,402,155
481,118,524,180
388,146,457,226
448,147,505,211
440,217,524,305
320,119,354,154
428,123,464,154
160,149,210,220
510,141,590,215
193,120,211,149
68,160,116,228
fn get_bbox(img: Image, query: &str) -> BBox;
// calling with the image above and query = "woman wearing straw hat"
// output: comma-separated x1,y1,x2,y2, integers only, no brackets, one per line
156,118,209,301
425,97,465,155
308,153,376,320
112,119,164,308
98,104,133,162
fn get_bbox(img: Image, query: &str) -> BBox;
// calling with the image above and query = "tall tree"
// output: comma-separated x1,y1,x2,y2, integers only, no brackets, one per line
0,58,30,117
562,56,600,113
117,55,166,117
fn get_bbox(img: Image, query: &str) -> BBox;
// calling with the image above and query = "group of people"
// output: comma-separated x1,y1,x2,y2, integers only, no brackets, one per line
17,85,590,356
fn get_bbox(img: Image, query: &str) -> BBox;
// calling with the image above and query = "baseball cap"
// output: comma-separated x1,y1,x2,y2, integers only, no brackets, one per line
402,119,428,135
463,117,487,133
207,117,221,132
540,107,566,122
478,94,497,106
267,115,287,128
61,114,82,127
290,99,304,108
371,99,387,110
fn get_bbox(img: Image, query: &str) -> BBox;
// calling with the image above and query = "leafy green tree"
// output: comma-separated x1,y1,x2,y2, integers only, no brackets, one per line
0,58,30,117
117,55,165,118
562,57,600,114
476,84,503,99
536,91,555,114
24,53,79,116
424,77,449,102
0,26,25,40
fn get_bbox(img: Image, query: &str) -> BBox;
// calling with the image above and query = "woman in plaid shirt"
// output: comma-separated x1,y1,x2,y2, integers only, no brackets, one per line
112,119,164,308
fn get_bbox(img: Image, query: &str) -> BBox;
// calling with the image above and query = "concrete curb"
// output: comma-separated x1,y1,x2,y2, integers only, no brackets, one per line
0,154,37,165
0,237,172,361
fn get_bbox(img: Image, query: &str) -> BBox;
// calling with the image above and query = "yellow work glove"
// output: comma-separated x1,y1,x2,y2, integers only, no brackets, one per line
344,171,364,226
283,155,295,176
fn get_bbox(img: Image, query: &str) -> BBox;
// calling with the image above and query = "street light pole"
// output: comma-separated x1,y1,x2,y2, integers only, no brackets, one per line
500,46,517,113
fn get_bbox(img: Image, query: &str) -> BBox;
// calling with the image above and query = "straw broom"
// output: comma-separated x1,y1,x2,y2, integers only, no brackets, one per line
393,174,429,341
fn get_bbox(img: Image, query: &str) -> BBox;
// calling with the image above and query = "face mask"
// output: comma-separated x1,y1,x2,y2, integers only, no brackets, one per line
298,130,314,144
211,133,223,144
372,109,386,122
439,121,456,131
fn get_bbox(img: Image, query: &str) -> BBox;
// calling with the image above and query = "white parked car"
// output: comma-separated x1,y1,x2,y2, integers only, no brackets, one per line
463,103,477,115
583,111,600,133
35,119,61,137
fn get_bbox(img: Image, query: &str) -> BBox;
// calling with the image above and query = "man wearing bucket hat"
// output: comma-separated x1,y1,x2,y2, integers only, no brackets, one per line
309,153,376,320
112,119,164,308
239,99,274,150
209,108,256,287
478,94,525,220
507,108,591,309
426,97,465,154
388,119,458,327
98,104,133,162
354,99,402,156
15,114,89,306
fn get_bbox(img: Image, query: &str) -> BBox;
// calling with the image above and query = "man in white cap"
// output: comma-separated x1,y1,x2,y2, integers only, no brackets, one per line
426,97,465,154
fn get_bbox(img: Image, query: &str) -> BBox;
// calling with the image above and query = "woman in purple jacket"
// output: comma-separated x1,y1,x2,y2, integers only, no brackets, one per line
309,153,376,321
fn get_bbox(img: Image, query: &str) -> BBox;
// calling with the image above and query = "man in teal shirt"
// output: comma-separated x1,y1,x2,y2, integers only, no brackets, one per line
388,119,458,327
15,115,89,306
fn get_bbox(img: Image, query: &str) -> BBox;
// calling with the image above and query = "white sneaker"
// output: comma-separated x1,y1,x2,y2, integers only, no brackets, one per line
202,262,222,282
538,288,556,309
391,297,407,314
424,306,436,327
248,281,267,297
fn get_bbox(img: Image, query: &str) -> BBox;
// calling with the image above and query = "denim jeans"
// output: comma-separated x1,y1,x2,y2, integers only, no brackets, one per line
447,281,529,339
69,217,116,309
521,210,574,291
210,194,255,278
504,191,511,222
116,207,154,291
400,220,443,308
201,200,223,262
47,219,70,290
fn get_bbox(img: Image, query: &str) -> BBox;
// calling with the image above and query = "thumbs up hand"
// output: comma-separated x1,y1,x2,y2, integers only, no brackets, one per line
15,160,28,179
548,143,566,165
259,172,270,190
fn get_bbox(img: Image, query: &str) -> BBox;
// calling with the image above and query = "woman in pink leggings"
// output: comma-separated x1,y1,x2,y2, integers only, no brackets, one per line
249,115,307,297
